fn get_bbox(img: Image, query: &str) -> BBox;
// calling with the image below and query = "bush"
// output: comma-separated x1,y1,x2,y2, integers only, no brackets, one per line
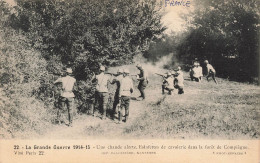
0,2,53,138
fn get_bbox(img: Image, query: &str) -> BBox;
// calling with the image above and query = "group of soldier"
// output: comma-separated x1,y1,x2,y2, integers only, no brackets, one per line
158,66,184,95
189,59,218,84
53,59,217,127
158,59,217,96
53,64,149,126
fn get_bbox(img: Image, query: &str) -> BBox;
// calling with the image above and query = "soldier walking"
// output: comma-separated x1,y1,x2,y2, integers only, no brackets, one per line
111,69,123,119
54,68,76,127
91,65,112,119
118,69,134,123
136,64,148,100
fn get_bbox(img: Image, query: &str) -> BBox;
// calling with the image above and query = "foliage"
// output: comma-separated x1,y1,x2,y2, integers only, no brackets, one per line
8,0,165,111
177,0,259,82
13,0,165,68
0,1,53,138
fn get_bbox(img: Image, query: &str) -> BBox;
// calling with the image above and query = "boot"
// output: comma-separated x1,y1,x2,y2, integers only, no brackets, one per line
125,115,128,122
118,111,122,123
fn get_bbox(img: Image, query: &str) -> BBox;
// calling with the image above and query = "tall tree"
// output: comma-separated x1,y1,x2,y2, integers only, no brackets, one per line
178,0,259,81
13,0,165,79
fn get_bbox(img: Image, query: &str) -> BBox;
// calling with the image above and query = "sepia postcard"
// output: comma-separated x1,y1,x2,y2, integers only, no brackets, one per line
0,0,259,162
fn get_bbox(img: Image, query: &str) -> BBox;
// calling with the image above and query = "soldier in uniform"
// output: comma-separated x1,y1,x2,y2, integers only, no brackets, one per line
136,64,148,100
111,69,123,119
54,68,76,127
190,62,203,82
174,66,183,78
91,65,112,119
162,72,174,95
174,67,184,94
197,63,203,81
118,69,134,123
204,60,218,84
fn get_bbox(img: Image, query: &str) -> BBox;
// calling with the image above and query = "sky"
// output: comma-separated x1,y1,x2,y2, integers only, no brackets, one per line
160,1,194,34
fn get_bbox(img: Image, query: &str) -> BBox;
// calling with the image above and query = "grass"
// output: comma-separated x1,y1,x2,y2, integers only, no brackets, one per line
2,64,258,139
118,65,260,139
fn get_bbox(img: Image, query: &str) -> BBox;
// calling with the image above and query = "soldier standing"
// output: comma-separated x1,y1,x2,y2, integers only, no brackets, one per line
91,65,112,119
162,72,174,95
204,60,218,84
54,68,76,127
118,69,134,123
111,69,123,119
136,64,148,100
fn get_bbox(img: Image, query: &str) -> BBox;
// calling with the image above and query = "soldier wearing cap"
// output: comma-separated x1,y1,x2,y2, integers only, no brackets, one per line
118,69,134,123
175,66,183,78
192,58,199,65
204,60,218,84
136,64,148,100
54,68,76,127
162,72,174,95
174,67,184,94
111,69,123,119
91,65,112,119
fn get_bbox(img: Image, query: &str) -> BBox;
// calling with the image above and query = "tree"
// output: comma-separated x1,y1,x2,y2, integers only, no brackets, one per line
178,0,259,81
10,0,165,111
13,0,165,75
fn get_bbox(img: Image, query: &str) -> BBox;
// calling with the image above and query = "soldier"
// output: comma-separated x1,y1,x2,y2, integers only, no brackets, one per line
192,58,199,65
111,69,123,119
162,72,174,95
174,67,184,94
136,64,148,100
204,60,218,84
54,68,76,127
174,66,183,78
91,65,112,119
118,69,134,123
190,63,203,82
197,63,203,81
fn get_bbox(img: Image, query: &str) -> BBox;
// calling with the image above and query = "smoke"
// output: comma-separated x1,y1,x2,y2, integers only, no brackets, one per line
154,53,175,68
133,52,179,75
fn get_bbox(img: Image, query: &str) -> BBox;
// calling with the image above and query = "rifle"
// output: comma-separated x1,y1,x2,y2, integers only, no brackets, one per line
105,72,117,76
155,73,166,78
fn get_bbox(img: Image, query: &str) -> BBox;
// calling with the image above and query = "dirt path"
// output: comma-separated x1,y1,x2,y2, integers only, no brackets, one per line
41,64,260,139
42,93,148,139
41,65,206,139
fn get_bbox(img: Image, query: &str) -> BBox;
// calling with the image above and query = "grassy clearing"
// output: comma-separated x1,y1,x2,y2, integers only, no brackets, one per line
120,67,260,139
28,64,260,139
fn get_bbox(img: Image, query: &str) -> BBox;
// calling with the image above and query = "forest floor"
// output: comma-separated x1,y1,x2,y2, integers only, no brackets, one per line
40,64,260,139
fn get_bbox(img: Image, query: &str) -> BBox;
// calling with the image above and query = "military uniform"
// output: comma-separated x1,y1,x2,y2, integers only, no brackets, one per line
111,70,123,117
95,73,111,119
205,60,218,84
190,63,203,82
162,73,174,95
174,70,184,94
54,68,76,126
136,65,148,100
118,69,134,123
90,66,112,119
